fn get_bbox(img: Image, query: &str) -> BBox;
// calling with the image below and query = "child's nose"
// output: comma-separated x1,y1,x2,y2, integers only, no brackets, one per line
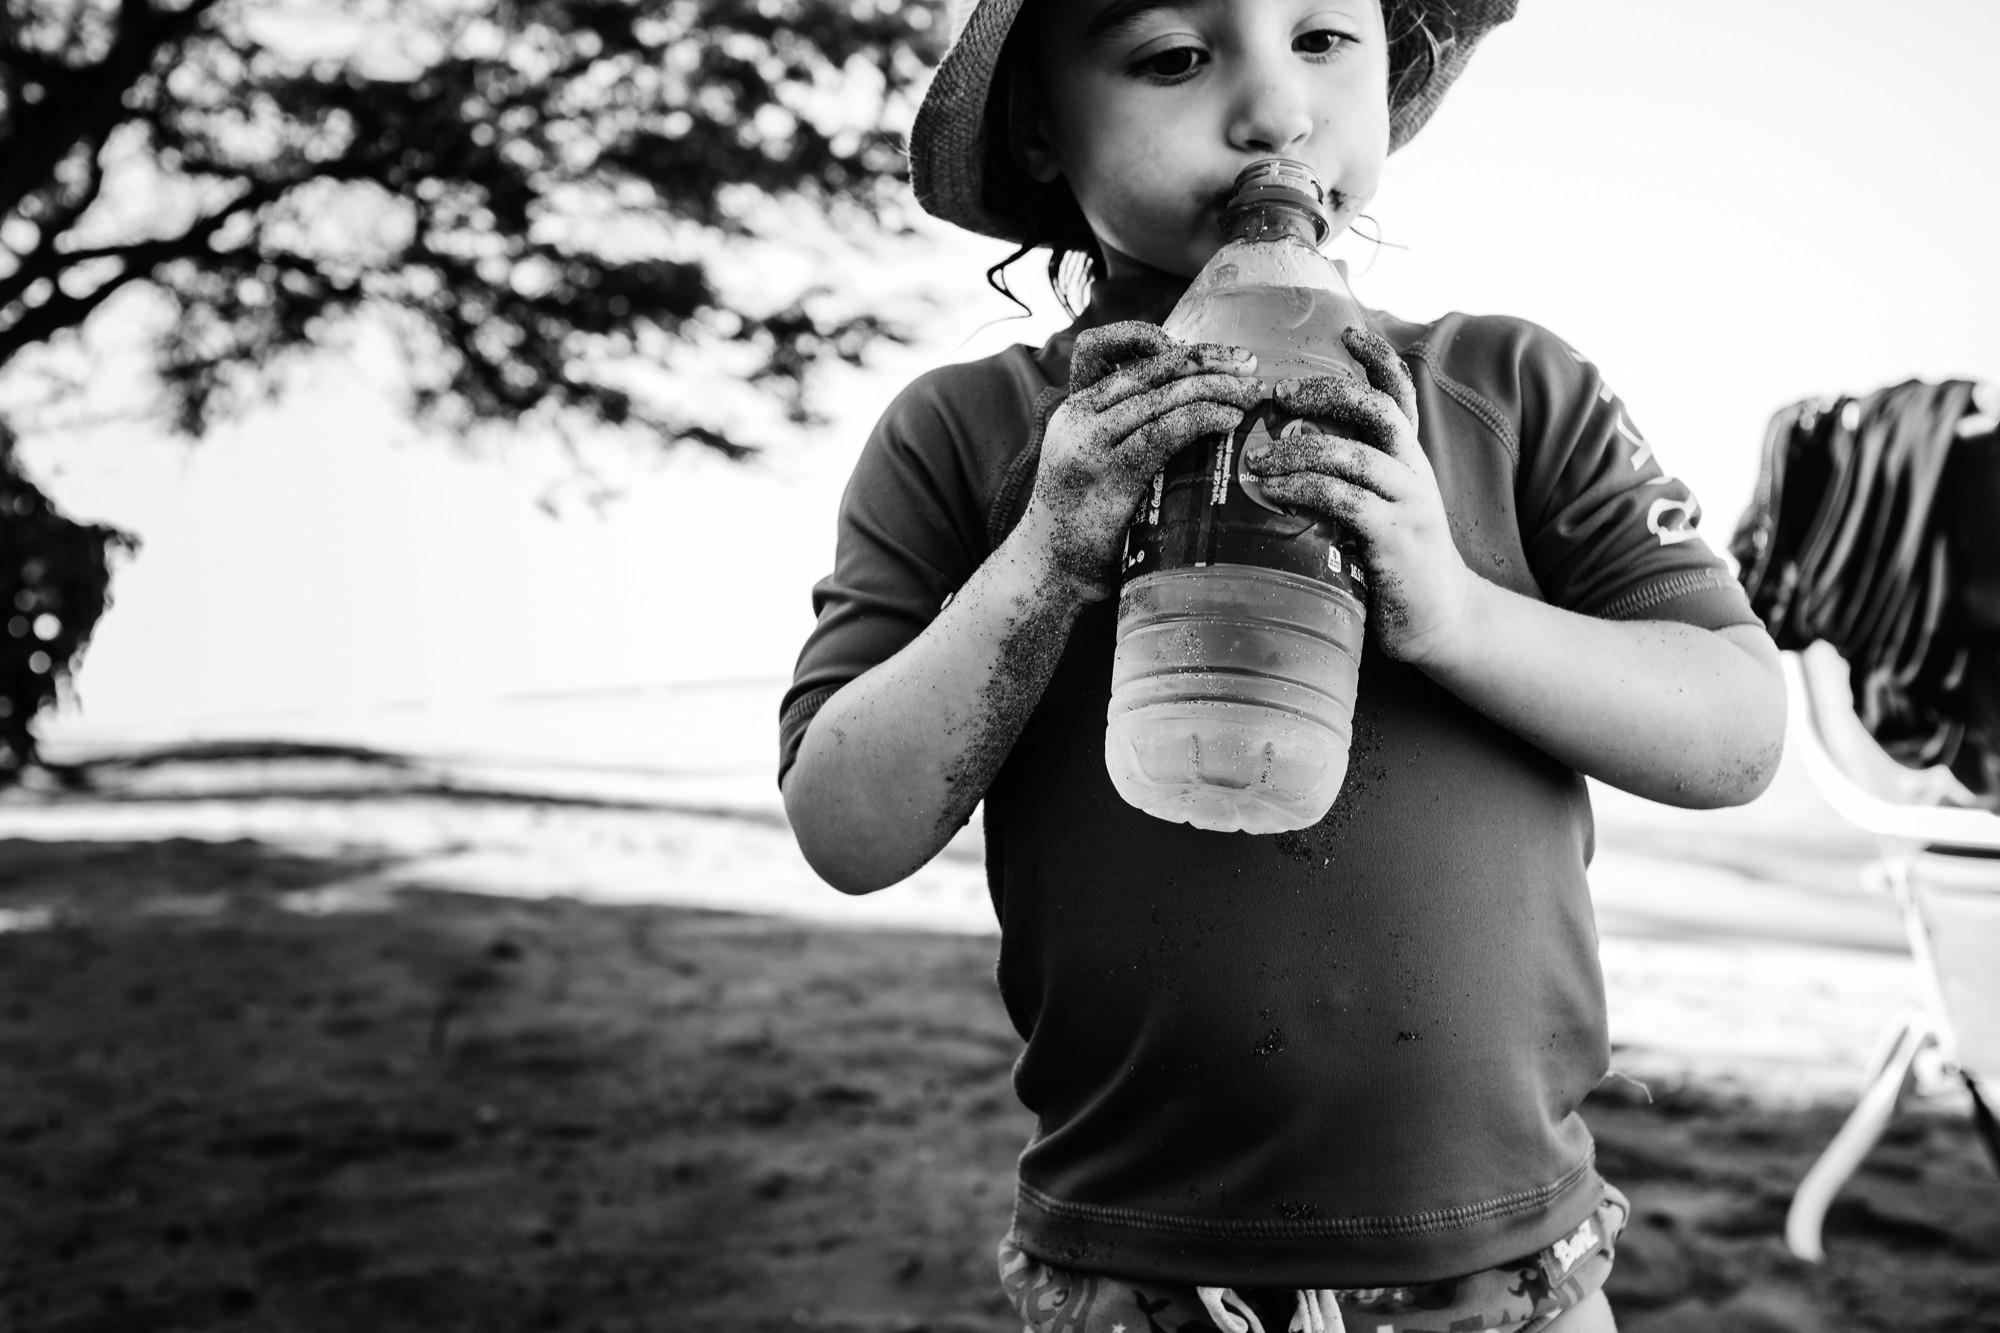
1226,65,1315,156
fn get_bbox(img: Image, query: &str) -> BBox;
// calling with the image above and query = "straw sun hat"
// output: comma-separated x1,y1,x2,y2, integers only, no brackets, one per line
909,0,1519,243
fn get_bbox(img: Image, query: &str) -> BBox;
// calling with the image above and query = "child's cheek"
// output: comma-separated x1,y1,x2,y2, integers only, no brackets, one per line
1072,161,1176,252
1328,141,1385,218
1071,148,1225,270
1316,105,1391,220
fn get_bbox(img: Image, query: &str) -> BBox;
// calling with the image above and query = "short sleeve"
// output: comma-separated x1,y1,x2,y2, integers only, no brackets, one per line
1512,330,1758,631
777,353,1047,784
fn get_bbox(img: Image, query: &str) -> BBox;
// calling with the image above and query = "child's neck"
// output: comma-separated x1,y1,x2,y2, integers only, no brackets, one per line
1098,243,1200,283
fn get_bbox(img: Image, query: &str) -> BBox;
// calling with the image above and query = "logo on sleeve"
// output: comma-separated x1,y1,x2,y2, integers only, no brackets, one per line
1562,342,1701,547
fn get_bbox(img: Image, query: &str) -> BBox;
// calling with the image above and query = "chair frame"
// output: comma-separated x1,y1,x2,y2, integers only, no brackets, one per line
1781,649,2000,1261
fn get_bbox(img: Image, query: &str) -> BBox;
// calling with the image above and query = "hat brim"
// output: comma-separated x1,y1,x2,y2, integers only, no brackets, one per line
909,0,1519,243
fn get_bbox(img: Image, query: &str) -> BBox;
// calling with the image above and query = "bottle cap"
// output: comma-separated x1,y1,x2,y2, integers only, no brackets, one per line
1221,158,1331,245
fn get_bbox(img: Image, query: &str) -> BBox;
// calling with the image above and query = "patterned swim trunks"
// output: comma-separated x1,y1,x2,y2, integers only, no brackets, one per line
998,1186,1628,1333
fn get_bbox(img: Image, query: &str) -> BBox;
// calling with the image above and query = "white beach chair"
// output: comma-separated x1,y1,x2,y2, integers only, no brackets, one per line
1781,643,2000,1262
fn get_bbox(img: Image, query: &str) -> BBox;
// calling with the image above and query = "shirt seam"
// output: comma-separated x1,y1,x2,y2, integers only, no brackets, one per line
1404,341,1521,466
988,386,1067,550
779,684,842,746
1016,1153,1595,1241
1595,568,1741,621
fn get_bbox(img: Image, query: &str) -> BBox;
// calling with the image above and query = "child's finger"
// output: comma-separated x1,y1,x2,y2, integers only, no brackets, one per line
1094,371,1265,447
1116,400,1253,478
1258,470,1390,533
1245,427,1417,505
1271,373,1407,455
1068,321,1182,392
1341,326,1420,429
1076,343,1257,413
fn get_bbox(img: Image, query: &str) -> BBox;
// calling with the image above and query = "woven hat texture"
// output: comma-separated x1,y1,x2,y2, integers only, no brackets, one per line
909,0,1519,242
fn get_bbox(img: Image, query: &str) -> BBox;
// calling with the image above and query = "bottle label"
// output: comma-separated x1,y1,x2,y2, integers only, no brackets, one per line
1120,408,1364,596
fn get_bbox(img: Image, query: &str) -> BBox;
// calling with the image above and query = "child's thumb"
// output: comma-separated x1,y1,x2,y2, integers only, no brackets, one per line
1069,321,1179,393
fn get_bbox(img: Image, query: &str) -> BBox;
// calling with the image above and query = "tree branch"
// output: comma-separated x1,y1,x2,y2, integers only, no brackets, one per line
0,0,226,222
0,260,147,365
0,179,278,366
0,0,938,454
0,141,108,311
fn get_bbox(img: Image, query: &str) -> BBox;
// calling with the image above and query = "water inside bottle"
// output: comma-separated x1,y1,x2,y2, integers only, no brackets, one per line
1106,564,1364,834
1165,284,1365,384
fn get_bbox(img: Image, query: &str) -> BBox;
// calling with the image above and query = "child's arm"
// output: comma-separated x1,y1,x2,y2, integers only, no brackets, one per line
784,327,1264,893
1249,328,1786,809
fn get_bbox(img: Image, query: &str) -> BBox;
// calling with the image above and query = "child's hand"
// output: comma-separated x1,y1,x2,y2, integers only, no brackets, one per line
1246,326,1474,666
1025,321,1264,601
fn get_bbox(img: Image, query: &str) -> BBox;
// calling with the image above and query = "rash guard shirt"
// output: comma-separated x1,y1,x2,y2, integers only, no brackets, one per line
779,272,1759,1288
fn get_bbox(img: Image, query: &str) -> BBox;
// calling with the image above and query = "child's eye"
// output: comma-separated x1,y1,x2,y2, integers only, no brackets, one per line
1293,29,1354,58
1132,45,1207,81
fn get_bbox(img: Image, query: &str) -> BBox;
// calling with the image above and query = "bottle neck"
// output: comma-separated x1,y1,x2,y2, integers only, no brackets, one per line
1224,204,1324,247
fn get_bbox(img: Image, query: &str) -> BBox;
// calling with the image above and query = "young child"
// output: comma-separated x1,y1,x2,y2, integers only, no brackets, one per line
779,1,1787,1329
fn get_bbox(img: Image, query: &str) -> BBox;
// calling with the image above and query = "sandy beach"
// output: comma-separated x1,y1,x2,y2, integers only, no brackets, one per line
1,687,1995,1331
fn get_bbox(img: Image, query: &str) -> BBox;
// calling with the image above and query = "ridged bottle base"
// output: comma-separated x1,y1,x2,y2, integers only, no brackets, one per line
1106,701,1352,834
1106,565,1364,835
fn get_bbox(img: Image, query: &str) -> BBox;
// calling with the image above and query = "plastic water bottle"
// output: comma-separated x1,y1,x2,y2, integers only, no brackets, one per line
1105,159,1369,834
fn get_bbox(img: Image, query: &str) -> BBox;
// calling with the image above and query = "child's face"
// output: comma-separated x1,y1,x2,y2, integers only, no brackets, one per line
1021,0,1391,278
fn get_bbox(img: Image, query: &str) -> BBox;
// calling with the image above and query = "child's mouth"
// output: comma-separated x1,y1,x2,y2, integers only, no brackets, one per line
1204,179,1351,234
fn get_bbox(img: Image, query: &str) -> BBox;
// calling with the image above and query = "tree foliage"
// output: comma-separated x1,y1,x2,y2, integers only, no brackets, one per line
0,0,942,450
0,0,940,776
0,421,131,777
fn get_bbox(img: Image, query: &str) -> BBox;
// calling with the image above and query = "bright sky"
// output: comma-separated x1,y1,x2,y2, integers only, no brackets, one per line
23,0,2000,737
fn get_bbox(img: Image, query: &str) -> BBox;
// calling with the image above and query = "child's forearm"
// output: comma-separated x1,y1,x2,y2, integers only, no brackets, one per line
1416,577,1786,808
1246,330,1787,807
783,505,1090,894
786,325,1265,893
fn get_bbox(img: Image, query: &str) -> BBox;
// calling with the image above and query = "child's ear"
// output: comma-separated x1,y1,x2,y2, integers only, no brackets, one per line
1009,81,1065,185
1018,134,1062,184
